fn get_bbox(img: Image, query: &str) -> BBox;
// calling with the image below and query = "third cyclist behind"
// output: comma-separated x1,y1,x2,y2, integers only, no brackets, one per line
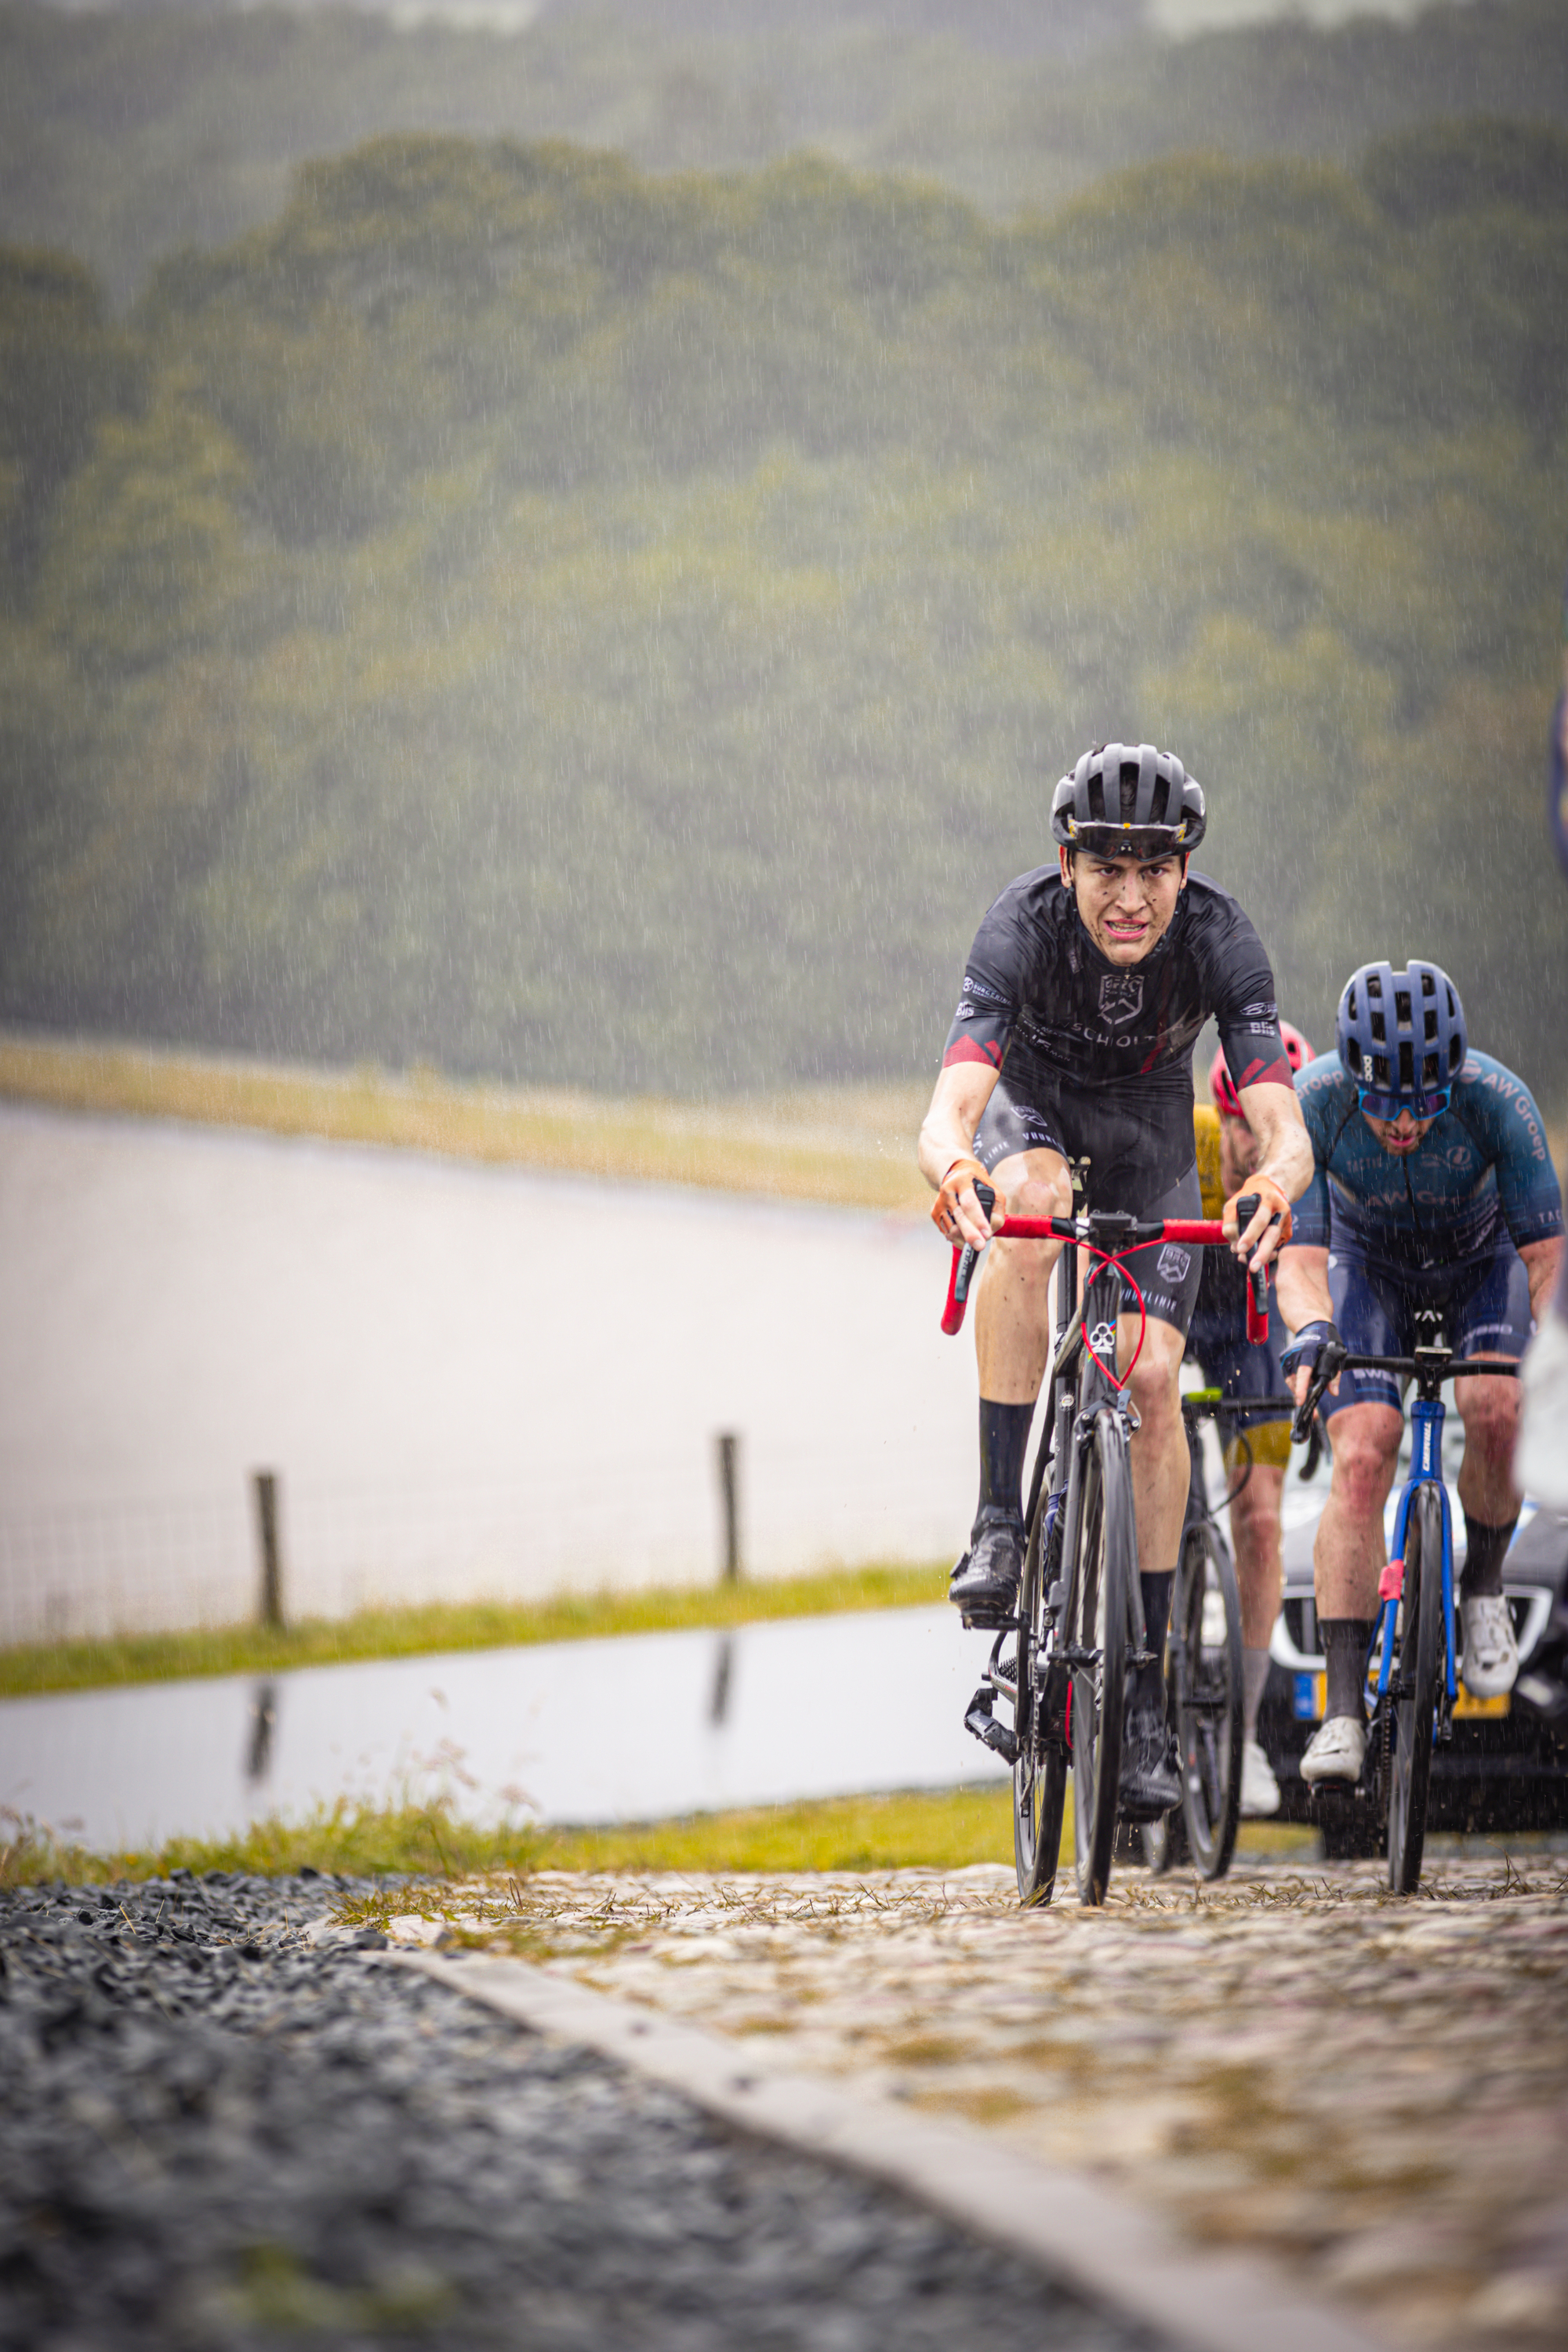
1190,1022,1315,1817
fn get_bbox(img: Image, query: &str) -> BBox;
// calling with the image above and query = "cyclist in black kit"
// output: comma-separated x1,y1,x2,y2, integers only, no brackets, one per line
919,743,1312,1817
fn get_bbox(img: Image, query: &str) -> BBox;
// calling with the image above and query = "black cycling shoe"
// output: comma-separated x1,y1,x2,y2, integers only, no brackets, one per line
948,1507,1024,1626
1116,1698,1183,1823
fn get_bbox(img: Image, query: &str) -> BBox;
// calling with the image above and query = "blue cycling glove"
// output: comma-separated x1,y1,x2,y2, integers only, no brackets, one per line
1280,1319,1341,1381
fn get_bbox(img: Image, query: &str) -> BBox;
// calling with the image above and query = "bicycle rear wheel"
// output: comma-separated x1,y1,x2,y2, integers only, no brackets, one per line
1388,1483,1444,1894
1172,1522,1243,1880
1014,1490,1069,1907
1070,1414,1134,1907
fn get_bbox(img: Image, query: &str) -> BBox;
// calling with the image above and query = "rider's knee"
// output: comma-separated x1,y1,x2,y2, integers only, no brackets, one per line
1328,1412,1401,1521
1127,1329,1184,1434
1230,1463,1283,1543
990,1161,1070,1280
1458,1374,1520,1460
1004,1161,1073,1224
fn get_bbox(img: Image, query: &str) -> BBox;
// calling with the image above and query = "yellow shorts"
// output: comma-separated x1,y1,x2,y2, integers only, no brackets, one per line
1224,1420,1292,1475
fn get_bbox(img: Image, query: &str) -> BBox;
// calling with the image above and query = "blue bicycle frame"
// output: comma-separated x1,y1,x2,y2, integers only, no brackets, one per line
1373,1394,1456,1722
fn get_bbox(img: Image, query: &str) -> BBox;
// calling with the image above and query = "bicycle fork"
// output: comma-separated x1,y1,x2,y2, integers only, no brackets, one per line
1374,1398,1457,1735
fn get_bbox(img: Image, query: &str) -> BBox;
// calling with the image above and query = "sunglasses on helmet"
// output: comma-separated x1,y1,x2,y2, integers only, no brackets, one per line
1358,1085,1450,1121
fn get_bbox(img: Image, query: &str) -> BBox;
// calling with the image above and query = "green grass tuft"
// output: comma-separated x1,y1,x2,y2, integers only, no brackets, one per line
0,1562,950,1699
0,1799,544,1889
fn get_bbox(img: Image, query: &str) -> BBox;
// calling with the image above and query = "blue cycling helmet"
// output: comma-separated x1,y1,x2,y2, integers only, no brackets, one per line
1336,960,1467,1115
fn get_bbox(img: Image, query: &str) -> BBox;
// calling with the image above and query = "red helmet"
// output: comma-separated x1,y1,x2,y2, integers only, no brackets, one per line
1210,1021,1313,1118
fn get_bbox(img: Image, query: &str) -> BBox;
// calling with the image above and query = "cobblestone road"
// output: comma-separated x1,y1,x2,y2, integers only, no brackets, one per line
395,1850,1568,2348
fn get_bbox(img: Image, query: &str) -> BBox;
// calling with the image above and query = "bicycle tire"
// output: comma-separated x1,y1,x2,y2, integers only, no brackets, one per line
1388,1483,1444,1894
1014,1490,1068,1907
1071,1413,1134,1907
1172,1521,1243,1881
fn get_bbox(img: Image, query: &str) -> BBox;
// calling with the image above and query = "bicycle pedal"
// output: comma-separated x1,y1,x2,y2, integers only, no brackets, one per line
963,1686,1018,1767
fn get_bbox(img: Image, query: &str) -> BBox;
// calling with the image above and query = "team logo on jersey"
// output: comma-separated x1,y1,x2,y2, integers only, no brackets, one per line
1098,973,1144,1026
1156,1243,1192,1285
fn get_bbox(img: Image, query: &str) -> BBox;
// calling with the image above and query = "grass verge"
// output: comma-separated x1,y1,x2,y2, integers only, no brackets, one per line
0,1030,929,1210
0,1562,949,1698
0,1787,1016,1889
2,1788,1330,1892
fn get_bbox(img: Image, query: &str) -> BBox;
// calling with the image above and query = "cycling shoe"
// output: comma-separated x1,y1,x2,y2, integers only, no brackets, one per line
1240,1737,1281,1818
949,1507,1023,1625
1117,1698,1182,1822
1460,1595,1519,1700
1300,1713,1367,1784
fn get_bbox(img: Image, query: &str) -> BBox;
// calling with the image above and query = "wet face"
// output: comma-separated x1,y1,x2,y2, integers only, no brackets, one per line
1060,848,1187,965
1360,1105,1437,1157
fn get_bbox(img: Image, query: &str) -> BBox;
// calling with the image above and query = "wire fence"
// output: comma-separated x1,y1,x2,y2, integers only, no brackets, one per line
0,1432,961,1648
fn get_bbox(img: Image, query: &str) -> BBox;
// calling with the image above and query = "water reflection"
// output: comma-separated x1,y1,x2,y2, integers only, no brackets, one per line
1,1607,1005,1852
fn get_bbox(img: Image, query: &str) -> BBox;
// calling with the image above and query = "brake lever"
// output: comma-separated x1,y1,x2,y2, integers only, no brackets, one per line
1290,1342,1346,1446
1235,1190,1272,1344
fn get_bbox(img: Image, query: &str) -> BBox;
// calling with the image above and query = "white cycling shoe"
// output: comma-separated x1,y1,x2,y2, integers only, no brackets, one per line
1300,1714,1367,1785
1460,1595,1519,1700
1240,1737,1280,1817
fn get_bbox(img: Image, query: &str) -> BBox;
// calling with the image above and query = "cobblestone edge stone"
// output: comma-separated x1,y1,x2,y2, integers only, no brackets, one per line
400,1951,1381,2352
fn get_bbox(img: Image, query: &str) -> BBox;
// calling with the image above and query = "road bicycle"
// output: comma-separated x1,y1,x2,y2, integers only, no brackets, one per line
947,1173,1271,1907
1290,1323,1522,1893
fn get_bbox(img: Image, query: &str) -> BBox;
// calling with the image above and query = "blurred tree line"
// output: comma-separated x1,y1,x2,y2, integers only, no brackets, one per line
2,0,1565,307
1,122,1565,1102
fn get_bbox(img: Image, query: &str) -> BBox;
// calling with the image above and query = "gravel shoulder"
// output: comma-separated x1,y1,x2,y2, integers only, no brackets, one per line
0,1868,1160,2350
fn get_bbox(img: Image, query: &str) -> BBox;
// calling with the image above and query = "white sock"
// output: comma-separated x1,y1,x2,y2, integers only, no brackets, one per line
1243,1646,1272,1744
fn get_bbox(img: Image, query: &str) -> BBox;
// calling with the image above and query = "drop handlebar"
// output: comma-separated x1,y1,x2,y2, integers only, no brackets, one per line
940,1197,1275,1345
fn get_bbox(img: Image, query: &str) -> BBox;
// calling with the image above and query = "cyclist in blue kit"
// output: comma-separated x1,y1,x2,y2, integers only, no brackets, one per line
1277,961,1564,1784
920,742,1312,1819
1516,574,1568,1504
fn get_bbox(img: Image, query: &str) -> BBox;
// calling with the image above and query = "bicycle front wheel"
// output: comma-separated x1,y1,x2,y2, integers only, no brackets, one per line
1014,1499,1069,1907
1172,1522,1243,1880
1070,1413,1134,1907
1388,1483,1444,1894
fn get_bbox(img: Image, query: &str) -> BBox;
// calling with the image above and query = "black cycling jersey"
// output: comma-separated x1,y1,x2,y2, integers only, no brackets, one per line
943,865,1290,1109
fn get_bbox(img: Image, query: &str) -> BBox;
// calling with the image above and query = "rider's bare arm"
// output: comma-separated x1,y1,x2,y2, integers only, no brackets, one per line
1276,1243,1334,1405
1523,1235,1565,1325
919,1061,1004,1250
1229,1079,1313,1267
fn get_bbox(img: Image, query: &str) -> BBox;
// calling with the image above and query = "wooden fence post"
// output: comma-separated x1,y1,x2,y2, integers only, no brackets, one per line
716,1432,741,1584
252,1470,285,1629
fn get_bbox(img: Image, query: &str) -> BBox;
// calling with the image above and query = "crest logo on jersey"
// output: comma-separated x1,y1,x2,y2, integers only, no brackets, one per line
1156,1243,1192,1285
1098,973,1144,1027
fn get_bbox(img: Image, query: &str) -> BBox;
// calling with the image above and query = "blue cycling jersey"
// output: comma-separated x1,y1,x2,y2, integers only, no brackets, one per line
1293,1049,1563,1274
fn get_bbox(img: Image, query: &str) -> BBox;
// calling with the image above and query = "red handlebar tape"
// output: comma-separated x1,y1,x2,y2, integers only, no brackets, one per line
938,1216,1273,1342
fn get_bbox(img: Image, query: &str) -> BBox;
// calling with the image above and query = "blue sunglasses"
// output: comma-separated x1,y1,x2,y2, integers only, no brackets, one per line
1359,1085,1450,1120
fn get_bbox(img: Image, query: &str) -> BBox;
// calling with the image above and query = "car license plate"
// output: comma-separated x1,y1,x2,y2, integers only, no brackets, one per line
1294,1672,1508,1723
1454,1687,1510,1719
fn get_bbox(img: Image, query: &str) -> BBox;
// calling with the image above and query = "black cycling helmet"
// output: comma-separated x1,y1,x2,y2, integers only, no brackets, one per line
1050,742,1206,862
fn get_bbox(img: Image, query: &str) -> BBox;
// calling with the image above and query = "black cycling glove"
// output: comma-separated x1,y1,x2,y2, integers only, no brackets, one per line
1280,1319,1342,1381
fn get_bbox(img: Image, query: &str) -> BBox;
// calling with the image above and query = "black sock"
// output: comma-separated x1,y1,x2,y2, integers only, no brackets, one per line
1322,1618,1375,1720
977,1399,1034,1523
1133,1570,1175,1711
1462,1513,1518,1600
